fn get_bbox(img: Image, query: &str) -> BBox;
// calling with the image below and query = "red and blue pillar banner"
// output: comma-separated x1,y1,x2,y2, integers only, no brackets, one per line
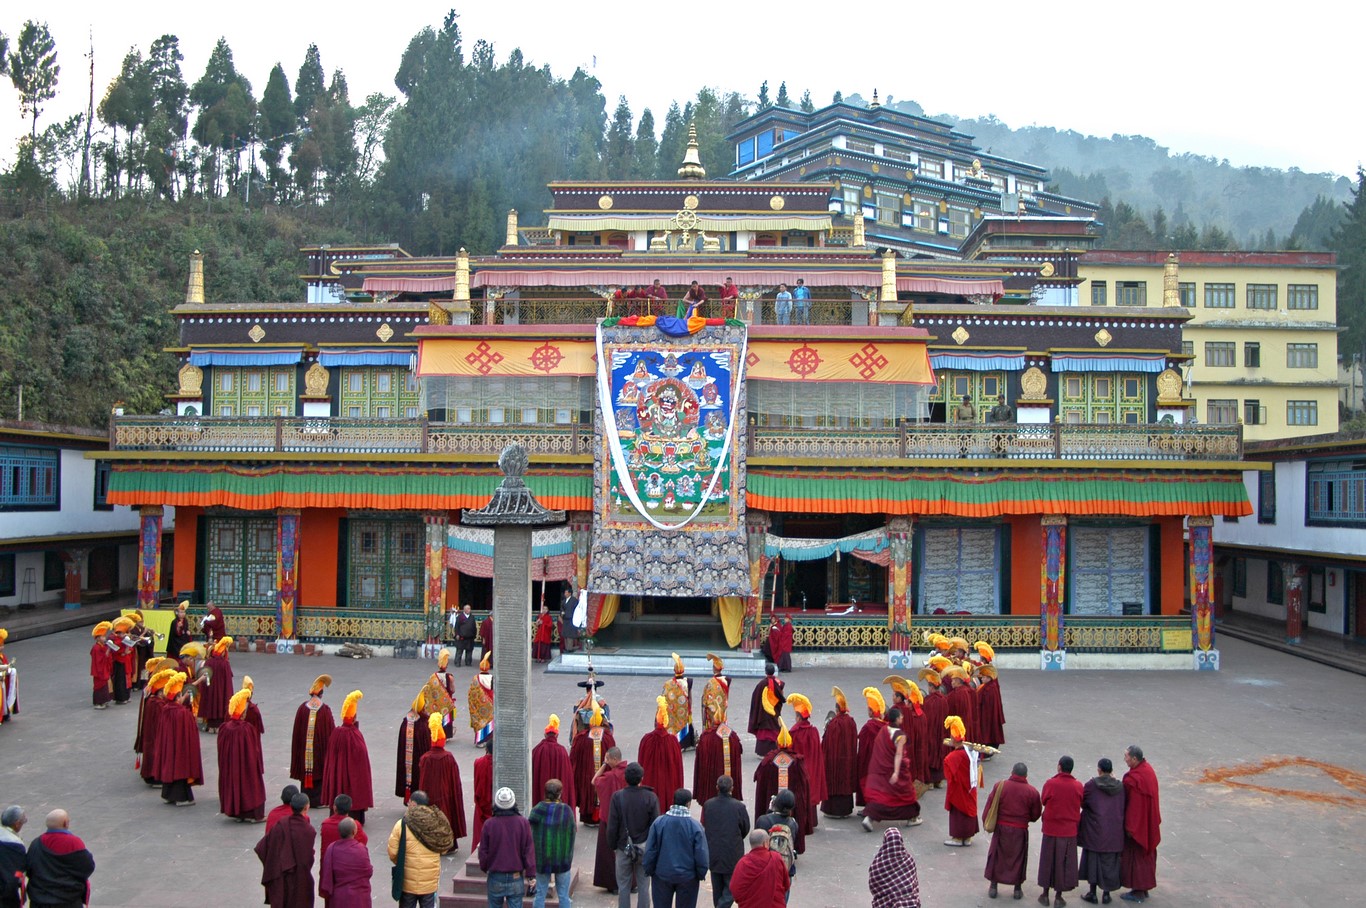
276,509,300,640
423,513,449,644
740,511,772,652
887,516,912,669
1188,516,1219,670
136,506,163,612
1040,516,1067,670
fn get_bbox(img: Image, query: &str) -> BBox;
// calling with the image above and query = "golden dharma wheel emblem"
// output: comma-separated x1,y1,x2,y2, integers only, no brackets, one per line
906,169,916,181
1040,262,1055,277
1020,366,1047,399
177,363,203,396
870,163,880,174
683,194,699,210
798,166,807,176
304,362,330,396
769,195,785,211
952,326,970,345
1094,328,1113,347
248,324,266,343
598,194,613,210
377,323,395,342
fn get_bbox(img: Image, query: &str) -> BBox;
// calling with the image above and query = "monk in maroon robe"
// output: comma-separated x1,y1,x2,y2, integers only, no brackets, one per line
203,604,226,645
592,749,628,890
856,688,888,807
322,690,374,823
394,698,431,803
943,716,979,846
241,676,265,735
1038,756,1085,905
747,665,785,758
638,697,684,798
90,624,114,708
137,670,174,784
218,689,267,821
254,794,317,908
752,724,810,851
416,712,466,847
292,675,336,808
201,637,235,731
861,708,920,829
944,667,977,756
318,819,371,908
156,674,203,805
1120,746,1161,901
887,676,929,787
478,614,493,659
785,694,826,833
532,606,555,663
984,763,1042,900
570,704,616,823
919,668,950,786
693,722,743,807
821,686,858,817
975,664,1006,749
532,716,578,810
470,743,493,850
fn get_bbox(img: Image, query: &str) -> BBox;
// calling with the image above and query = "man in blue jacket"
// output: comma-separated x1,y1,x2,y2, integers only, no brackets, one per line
643,788,709,908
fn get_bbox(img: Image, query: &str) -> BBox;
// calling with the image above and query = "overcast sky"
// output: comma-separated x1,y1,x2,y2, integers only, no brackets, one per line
1,1,1361,179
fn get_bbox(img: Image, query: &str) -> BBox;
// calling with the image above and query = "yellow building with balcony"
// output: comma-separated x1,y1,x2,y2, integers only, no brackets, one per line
1078,251,1340,440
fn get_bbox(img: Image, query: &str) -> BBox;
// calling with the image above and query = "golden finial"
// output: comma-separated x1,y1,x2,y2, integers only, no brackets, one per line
1162,252,1181,307
186,250,205,304
870,89,881,109
455,248,470,303
678,122,707,180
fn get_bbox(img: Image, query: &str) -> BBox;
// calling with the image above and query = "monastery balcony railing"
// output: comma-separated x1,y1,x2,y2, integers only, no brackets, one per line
111,415,1242,461
789,614,1195,653
490,296,854,326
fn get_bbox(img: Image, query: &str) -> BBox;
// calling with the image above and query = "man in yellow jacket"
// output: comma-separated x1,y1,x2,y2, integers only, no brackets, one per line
388,790,454,908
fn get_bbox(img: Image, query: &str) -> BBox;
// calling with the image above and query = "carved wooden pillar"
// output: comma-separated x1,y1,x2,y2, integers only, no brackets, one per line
1188,516,1219,670
887,516,913,669
740,511,772,652
276,509,301,643
136,506,164,612
1040,516,1068,670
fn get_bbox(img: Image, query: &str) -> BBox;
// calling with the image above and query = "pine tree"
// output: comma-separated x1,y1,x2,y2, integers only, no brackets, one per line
800,89,814,113
257,64,294,199
8,21,60,142
190,38,254,196
775,81,790,108
632,108,657,180
604,95,634,177
1332,169,1366,377
294,44,325,127
656,101,687,178
145,35,188,199
97,48,151,193
757,81,769,108
832,90,843,104
1288,195,1343,250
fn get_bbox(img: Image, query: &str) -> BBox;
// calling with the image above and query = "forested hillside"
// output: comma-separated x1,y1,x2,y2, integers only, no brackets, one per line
0,12,1360,429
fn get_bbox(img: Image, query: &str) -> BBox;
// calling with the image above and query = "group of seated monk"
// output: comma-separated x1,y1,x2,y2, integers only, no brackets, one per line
612,278,741,319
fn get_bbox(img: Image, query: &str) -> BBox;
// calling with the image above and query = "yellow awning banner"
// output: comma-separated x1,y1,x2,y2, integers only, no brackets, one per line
546,214,833,233
417,338,597,377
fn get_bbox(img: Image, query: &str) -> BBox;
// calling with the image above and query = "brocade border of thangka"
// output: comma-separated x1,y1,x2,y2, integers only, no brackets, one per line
587,324,752,598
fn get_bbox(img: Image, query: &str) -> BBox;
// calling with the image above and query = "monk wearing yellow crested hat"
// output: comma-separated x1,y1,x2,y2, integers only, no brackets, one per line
90,622,115,709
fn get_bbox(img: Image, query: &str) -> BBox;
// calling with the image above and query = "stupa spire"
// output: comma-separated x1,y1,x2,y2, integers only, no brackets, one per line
677,122,707,180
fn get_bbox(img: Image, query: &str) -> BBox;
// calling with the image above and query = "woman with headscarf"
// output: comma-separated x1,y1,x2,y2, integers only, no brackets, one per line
868,826,922,908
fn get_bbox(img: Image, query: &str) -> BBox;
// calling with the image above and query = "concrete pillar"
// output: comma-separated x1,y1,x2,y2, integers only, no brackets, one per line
1040,516,1068,670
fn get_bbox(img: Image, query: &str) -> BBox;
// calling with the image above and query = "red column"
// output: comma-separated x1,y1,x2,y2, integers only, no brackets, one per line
62,549,86,609
1285,562,1304,643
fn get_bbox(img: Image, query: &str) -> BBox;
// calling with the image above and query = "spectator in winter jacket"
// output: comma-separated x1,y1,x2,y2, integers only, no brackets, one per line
643,789,709,908
25,810,95,908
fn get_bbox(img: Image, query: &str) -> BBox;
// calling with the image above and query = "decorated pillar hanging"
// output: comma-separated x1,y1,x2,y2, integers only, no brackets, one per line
886,517,913,669
136,506,164,612
275,509,301,641
1188,516,1220,670
740,511,772,652
1040,516,1067,670
568,511,595,632
422,513,450,652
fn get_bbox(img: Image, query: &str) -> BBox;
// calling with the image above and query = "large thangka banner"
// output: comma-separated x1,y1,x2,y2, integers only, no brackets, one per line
588,323,751,597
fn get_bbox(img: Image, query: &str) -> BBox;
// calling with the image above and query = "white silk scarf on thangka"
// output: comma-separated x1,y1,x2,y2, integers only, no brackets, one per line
589,323,751,598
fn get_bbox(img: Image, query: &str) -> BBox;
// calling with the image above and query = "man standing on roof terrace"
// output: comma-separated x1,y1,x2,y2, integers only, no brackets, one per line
792,279,811,325
774,284,793,326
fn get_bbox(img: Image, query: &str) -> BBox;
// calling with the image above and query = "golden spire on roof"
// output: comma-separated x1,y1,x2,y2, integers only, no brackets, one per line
870,89,881,109
677,122,707,180
186,250,205,304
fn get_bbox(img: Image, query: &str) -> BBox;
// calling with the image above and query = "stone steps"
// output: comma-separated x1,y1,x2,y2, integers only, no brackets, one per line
439,862,578,908
548,649,768,677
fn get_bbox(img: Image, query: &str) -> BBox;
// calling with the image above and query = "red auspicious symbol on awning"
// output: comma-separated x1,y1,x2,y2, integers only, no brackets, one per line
465,341,505,374
785,343,822,378
746,351,760,368
850,343,889,379
530,342,565,374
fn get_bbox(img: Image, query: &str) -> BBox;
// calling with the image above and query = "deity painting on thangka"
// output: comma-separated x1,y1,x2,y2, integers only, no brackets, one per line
602,343,741,529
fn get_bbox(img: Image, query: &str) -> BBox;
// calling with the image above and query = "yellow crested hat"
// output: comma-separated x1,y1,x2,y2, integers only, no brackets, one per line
832,685,849,713
945,714,966,742
212,635,233,656
917,667,942,687
883,674,914,703
761,684,780,716
179,641,206,661
863,686,885,716
776,718,792,750
786,693,812,718
925,632,951,652
342,689,363,722
928,655,953,673
429,711,446,745
706,652,724,674
92,621,113,637
165,672,188,697
655,695,667,727
310,674,332,696
0,629,7,643
438,648,450,669
228,688,250,719
671,652,684,676
410,689,426,714
975,641,995,663
480,652,491,672
949,636,969,652
545,713,560,735
241,675,254,693
590,697,605,727
977,663,998,681
112,616,135,633
147,668,176,692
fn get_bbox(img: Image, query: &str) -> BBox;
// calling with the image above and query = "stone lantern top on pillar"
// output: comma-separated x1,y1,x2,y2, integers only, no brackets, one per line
462,444,567,527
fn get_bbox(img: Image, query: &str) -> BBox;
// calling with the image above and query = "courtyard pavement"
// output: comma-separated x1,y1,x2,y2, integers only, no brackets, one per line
1,629,1362,907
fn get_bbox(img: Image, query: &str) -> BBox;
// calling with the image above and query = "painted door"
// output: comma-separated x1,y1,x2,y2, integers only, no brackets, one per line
918,527,999,615
1069,526,1149,615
